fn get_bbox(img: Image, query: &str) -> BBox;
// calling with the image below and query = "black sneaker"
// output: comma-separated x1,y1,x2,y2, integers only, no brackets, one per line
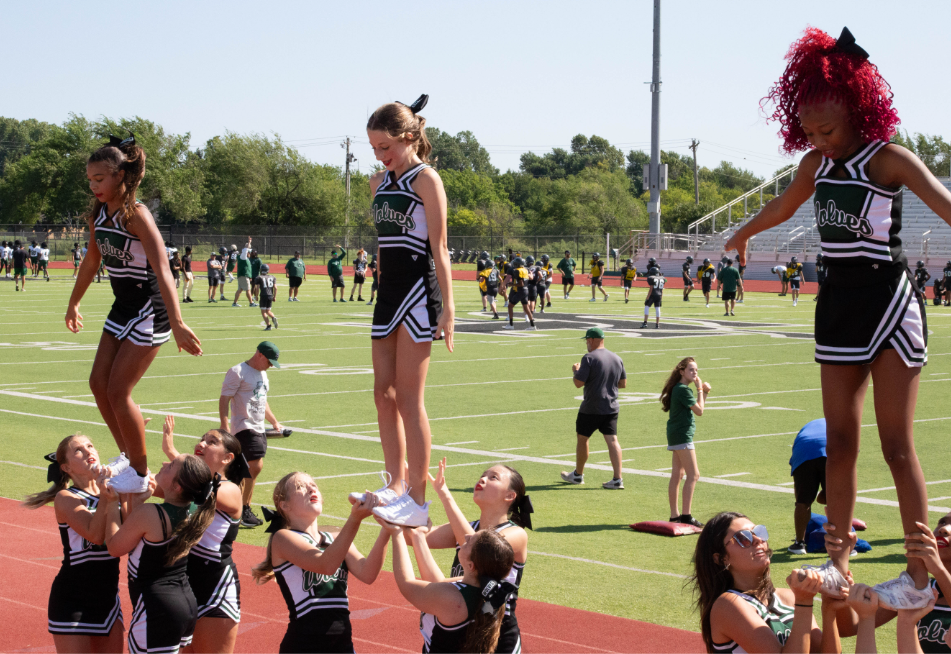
788,540,807,555
240,505,263,528
546,302,551,307
679,515,704,528
640,321,648,328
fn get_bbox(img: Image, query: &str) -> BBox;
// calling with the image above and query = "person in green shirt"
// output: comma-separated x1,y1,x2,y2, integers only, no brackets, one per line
249,250,262,306
232,237,254,307
660,356,710,527
327,244,347,302
557,250,576,299
718,258,742,317
285,251,306,301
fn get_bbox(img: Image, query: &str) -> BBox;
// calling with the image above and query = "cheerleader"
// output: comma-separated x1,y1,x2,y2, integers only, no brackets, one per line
725,26,951,606
251,472,391,653
65,134,202,495
360,95,454,527
380,521,516,653
162,417,249,653
423,459,531,653
104,453,217,654
24,434,123,653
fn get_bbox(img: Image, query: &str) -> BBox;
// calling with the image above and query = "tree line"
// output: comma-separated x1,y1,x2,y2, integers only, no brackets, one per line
1,115,945,236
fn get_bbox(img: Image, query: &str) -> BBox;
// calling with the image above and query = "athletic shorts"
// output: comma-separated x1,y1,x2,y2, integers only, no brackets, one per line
576,411,618,438
667,442,695,451
623,280,633,289
371,280,379,292
353,274,365,285
545,281,551,290
683,276,694,287
701,281,711,293
237,276,250,291
508,288,528,306
48,568,122,636
793,457,826,505
790,279,801,289
234,429,267,462
38,260,47,269
782,273,789,282
30,256,38,264
562,275,574,285
208,277,219,287
288,276,303,288
14,266,26,277
739,265,746,279
259,297,273,310
590,277,603,287
645,293,662,308
722,291,737,301
485,286,498,298
330,274,344,289
74,260,81,268
527,285,538,301
128,576,196,654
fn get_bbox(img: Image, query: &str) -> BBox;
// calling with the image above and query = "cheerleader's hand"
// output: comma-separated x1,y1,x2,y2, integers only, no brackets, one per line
172,322,203,356
724,233,748,267
65,304,83,333
436,306,454,353
428,458,449,499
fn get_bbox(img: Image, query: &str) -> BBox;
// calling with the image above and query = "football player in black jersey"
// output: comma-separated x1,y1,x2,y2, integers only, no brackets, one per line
682,256,694,301
914,260,930,297
943,261,951,306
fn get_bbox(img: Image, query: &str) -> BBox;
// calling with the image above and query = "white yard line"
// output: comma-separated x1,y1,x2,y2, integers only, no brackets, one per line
715,472,751,478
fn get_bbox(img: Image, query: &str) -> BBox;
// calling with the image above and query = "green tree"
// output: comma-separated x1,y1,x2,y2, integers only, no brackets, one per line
520,134,625,179
892,130,951,177
428,128,498,175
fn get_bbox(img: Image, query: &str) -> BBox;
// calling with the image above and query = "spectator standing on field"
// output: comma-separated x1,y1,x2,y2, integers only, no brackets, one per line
788,418,828,555
328,244,347,302
285,250,306,301
558,250,576,299
206,251,222,303
232,237,254,307
181,246,194,303
719,259,741,316
349,248,367,302
660,356,709,527
170,250,181,289
249,250,262,306
560,327,627,489
219,341,285,528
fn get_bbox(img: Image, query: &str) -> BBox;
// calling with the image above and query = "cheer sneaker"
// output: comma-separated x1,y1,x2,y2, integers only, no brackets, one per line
801,560,848,598
873,572,936,610
106,466,151,494
92,453,130,478
371,488,431,527
349,472,404,506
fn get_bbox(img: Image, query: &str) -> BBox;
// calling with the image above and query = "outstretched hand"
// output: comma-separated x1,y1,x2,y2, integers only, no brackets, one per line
723,234,747,267
427,457,449,496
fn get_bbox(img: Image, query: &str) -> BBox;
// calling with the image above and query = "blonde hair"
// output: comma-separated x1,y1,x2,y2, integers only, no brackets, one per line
23,434,84,509
251,472,302,584
366,103,432,162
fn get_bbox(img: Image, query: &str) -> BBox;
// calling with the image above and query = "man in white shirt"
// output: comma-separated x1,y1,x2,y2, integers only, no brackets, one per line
38,241,50,282
218,341,284,527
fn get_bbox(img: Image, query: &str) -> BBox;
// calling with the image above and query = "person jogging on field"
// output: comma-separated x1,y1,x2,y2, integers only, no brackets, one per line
719,258,741,316
231,237,253,307
328,244,346,302
561,327,626,489
478,259,501,319
642,266,665,329
254,264,278,330
501,257,535,330
558,250,576,299
660,357,709,527
285,251,306,302
588,253,609,302
698,258,716,307
682,255,694,301
38,241,50,282
787,256,804,307
219,341,284,527
621,258,637,304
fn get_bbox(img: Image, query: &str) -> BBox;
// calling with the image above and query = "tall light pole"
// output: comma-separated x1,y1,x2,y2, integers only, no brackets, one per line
648,0,662,244
341,137,356,247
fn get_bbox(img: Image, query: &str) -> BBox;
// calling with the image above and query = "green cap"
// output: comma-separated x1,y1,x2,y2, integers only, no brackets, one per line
582,327,605,340
257,341,281,368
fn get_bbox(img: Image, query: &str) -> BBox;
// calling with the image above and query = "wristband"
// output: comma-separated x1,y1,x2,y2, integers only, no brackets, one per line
795,603,814,608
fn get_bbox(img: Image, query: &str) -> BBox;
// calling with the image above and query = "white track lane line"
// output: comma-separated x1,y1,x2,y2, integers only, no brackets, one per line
4,390,950,513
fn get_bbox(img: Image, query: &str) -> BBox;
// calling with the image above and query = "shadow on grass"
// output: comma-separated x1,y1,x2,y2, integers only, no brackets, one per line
525,483,604,492
534,524,632,534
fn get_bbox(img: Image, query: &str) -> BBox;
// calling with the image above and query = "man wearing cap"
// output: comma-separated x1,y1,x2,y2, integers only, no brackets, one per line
719,259,742,317
232,236,254,307
557,250,576,299
561,328,627,489
219,341,285,527
285,251,306,301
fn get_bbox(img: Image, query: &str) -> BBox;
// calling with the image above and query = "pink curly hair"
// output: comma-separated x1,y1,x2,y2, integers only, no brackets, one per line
762,26,900,155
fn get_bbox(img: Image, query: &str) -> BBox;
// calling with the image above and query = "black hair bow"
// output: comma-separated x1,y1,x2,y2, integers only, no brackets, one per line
478,576,517,615
108,130,136,148
263,506,286,534
195,473,220,505
45,452,64,484
397,94,429,115
230,453,253,483
511,494,534,530
834,27,869,59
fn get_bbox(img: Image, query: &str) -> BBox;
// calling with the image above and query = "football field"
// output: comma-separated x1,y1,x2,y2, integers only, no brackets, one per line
2,269,951,643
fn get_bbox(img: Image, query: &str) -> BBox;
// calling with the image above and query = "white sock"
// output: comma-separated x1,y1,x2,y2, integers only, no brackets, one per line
643,307,649,319
655,308,661,319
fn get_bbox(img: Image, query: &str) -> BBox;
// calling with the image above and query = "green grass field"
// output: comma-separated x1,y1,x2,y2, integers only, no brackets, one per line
2,269,950,647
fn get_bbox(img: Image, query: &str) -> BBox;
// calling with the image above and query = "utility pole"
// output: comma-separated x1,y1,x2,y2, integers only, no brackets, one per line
647,0,662,245
341,137,356,248
689,139,700,205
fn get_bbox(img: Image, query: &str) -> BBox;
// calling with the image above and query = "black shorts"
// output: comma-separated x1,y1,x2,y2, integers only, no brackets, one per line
353,274,365,285
235,429,267,462
645,293,662,308
562,275,574,285
288,276,303,288
209,277,219,287
508,288,528,306
576,411,618,437
479,287,487,297
701,281,711,293
722,290,737,301
371,280,379,292
527,285,538,301
623,280,633,289
792,457,827,505
545,281,551,290
486,286,499,298
790,279,801,289
259,297,273,310
683,276,693,287
129,575,197,654
330,275,345,289
739,265,746,279
590,277,603,287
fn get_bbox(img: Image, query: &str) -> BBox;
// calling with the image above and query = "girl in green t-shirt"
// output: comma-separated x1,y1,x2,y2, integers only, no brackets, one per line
660,357,710,528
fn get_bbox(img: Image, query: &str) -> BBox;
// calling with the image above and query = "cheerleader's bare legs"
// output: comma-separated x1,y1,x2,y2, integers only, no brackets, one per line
372,325,432,507
822,350,928,589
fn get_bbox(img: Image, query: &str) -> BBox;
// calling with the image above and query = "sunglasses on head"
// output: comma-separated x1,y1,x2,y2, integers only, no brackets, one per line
730,525,769,548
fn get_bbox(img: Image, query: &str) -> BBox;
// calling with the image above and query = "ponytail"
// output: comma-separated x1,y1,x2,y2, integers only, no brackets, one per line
23,435,82,509
500,465,533,530
85,134,147,229
164,455,216,565
461,530,515,654
366,97,432,163
251,472,299,584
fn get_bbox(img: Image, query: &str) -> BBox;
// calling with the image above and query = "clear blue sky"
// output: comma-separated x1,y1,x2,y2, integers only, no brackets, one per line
3,0,948,179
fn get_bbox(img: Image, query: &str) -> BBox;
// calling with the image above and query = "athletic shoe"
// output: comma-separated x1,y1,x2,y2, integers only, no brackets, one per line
106,466,151,494
589,298,597,302
546,302,551,307
349,473,404,505
273,316,279,329
625,299,629,304
208,298,214,303
92,453,130,478
492,314,500,319
737,300,744,304
333,299,337,302
801,560,848,598
602,478,624,490
526,325,537,331
539,308,545,314
730,312,735,316
604,294,609,302
264,325,272,331
678,515,704,528
293,298,300,302
560,470,584,485
705,303,709,308
724,312,730,316
348,297,354,302
655,323,659,329
813,297,818,302
366,300,373,305
220,296,226,301
640,321,648,328
46,277,50,282
788,540,807,555
358,297,364,301
240,505,263,528
250,302,258,307
793,300,798,307
371,489,430,527
524,316,529,323
339,298,346,303
232,303,240,307
289,298,294,302
564,294,568,300
873,572,936,610
502,324,515,330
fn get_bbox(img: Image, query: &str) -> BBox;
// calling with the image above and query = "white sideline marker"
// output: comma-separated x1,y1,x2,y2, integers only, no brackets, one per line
715,472,751,478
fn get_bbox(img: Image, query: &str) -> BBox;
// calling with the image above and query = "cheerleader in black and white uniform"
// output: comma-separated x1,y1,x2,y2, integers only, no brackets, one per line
726,26,951,606
24,434,123,653
423,459,531,653
356,96,454,528
162,416,249,653
65,134,202,496
104,453,217,654
251,472,391,653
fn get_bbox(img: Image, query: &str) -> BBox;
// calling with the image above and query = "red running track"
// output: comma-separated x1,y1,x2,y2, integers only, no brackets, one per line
0,498,703,653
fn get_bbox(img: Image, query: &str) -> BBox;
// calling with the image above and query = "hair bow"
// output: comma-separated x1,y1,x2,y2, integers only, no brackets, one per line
510,493,534,530
228,453,253,484
45,452,64,484
263,506,286,534
834,27,869,59
108,130,136,148
478,576,517,615
195,473,220,505
397,94,429,115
